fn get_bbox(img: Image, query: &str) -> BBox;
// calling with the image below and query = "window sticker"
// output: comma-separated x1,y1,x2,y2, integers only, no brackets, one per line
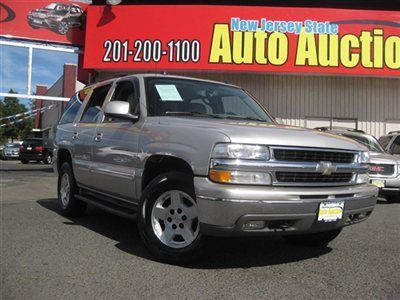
155,85,183,101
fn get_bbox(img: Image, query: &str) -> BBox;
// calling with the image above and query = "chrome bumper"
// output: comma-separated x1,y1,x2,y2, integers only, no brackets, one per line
194,177,378,236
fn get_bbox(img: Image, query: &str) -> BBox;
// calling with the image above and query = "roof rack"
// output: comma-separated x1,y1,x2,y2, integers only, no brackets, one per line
314,126,365,134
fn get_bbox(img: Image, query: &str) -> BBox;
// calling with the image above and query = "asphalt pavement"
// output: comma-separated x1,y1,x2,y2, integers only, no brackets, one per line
1,160,400,299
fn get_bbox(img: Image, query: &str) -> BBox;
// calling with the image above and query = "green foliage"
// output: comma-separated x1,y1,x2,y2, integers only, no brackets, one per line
0,89,34,142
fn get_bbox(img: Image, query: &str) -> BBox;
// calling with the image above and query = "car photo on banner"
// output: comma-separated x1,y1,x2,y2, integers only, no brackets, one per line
27,2,85,35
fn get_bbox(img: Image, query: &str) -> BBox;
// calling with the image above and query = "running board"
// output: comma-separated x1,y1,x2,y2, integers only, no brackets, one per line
75,194,137,220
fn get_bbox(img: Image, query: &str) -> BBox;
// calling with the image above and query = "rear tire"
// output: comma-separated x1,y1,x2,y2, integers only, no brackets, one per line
43,154,52,165
21,159,29,164
137,171,203,264
386,195,400,203
58,162,87,217
283,228,342,247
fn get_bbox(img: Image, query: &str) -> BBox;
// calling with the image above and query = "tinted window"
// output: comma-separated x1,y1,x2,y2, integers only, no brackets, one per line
23,140,42,146
378,136,392,149
390,136,400,154
145,78,273,122
59,94,82,125
342,133,384,153
111,81,138,110
80,84,111,123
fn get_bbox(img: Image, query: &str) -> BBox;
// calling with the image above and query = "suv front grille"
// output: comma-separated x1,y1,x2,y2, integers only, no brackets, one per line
276,172,353,184
273,149,355,163
369,164,394,175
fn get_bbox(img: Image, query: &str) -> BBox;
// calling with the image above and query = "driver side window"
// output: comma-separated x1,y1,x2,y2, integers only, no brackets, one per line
106,81,138,122
390,137,400,155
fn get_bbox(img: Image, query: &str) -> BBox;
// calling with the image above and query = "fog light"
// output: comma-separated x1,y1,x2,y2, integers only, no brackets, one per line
242,221,265,230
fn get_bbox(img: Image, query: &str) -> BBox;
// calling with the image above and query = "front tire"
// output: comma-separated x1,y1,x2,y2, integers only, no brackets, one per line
283,228,342,247
21,159,29,164
137,172,203,264
58,162,87,217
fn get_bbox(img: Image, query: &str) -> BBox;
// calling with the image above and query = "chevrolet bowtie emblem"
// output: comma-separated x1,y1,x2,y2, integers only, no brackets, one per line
316,161,337,175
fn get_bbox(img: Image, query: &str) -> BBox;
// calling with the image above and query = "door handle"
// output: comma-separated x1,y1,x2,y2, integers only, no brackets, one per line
72,132,78,140
94,132,103,142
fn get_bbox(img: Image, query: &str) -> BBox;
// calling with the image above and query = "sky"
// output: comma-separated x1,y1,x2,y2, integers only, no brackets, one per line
0,43,78,107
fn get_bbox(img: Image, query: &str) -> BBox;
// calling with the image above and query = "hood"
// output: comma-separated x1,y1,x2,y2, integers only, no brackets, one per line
158,117,368,152
370,152,400,165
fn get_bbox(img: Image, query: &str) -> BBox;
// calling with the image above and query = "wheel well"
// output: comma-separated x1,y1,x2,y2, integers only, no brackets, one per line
141,155,194,192
57,149,72,172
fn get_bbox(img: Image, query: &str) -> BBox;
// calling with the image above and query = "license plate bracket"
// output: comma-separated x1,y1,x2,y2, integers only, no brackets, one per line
318,201,344,222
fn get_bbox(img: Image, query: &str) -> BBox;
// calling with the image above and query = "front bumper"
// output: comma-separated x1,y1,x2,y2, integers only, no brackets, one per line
194,177,378,236
371,174,400,196
3,153,19,158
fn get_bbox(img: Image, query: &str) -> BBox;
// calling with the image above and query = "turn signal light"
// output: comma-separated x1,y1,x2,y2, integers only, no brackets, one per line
209,169,272,185
209,170,232,183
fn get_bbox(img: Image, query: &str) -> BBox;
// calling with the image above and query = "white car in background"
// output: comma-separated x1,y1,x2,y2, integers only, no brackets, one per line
318,128,400,203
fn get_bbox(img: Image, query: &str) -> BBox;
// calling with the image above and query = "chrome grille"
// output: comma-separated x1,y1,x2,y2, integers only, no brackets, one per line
273,149,355,163
369,164,394,176
276,172,353,184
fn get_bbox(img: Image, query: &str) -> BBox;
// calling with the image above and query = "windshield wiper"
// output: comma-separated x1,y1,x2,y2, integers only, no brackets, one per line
165,111,222,118
223,115,266,122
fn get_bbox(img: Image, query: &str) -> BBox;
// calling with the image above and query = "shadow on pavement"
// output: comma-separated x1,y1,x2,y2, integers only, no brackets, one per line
1,167,54,173
37,198,332,268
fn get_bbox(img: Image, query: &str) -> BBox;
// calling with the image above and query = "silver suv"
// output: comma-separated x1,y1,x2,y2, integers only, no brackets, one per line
319,128,400,203
54,74,377,263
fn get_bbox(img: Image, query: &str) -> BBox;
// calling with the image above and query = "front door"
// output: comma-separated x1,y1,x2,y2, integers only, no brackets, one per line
72,83,112,188
90,79,142,201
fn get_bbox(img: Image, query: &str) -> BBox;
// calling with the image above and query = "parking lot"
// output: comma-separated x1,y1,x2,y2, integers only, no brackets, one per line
1,159,400,299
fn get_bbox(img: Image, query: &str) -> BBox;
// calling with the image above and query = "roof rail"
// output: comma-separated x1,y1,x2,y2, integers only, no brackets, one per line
388,130,400,134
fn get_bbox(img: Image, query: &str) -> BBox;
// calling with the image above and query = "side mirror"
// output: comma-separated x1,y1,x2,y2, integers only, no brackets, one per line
275,117,284,125
104,101,139,121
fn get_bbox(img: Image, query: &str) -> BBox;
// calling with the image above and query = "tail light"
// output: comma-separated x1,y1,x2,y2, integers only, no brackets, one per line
35,146,44,152
19,145,24,152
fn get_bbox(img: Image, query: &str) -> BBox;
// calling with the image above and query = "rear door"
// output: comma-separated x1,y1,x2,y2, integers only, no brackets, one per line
90,78,142,201
72,83,112,188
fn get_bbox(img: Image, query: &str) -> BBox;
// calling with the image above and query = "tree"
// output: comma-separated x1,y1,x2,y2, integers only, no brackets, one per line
0,89,34,142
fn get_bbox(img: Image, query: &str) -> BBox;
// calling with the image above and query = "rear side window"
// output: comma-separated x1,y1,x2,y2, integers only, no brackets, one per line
80,84,111,123
59,94,82,125
23,140,42,146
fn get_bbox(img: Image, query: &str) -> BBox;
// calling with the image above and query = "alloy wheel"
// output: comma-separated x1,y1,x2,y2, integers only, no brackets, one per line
151,190,199,249
59,173,71,208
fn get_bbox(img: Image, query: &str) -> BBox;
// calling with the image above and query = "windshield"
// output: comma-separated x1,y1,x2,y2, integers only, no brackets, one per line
342,133,384,153
145,78,274,122
45,3,68,12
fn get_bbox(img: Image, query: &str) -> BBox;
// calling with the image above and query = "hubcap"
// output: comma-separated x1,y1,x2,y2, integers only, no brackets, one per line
151,190,199,249
47,155,52,164
59,173,70,208
59,22,68,34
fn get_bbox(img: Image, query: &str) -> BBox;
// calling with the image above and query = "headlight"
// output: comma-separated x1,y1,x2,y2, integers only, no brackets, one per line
356,173,369,184
212,143,269,160
357,151,370,164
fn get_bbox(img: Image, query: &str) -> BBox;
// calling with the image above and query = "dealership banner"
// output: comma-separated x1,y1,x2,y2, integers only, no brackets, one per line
0,0,90,46
84,5,400,77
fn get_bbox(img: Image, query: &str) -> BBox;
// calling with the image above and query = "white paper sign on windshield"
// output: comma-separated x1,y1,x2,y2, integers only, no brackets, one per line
155,85,183,101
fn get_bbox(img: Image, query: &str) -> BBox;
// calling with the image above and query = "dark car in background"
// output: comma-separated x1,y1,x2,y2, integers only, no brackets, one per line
27,2,84,35
19,138,54,165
